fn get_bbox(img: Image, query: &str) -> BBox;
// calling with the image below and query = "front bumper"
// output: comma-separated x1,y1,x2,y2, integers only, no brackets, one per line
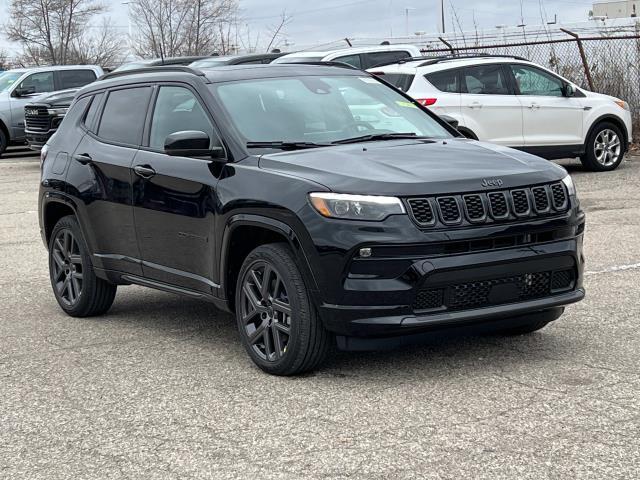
25,128,56,151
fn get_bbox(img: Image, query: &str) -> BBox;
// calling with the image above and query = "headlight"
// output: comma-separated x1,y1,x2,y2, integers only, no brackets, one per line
562,174,577,197
614,100,630,111
309,192,406,221
47,107,68,116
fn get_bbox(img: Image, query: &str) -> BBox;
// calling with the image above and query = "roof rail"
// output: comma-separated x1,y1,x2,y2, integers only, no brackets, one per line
276,61,361,70
99,66,207,81
370,53,530,69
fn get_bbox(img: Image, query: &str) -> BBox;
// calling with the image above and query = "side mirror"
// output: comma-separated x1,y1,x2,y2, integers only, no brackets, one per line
563,83,576,97
13,86,36,97
439,114,459,130
164,130,225,159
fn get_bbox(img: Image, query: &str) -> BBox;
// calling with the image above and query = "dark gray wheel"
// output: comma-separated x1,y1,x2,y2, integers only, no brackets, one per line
0,129,7,157
581,122,625,171
235,244,330,375
48,215,117,317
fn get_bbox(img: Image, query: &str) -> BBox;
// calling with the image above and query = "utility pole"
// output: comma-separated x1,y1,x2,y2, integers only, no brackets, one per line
405,7,415,36
440,0,446,34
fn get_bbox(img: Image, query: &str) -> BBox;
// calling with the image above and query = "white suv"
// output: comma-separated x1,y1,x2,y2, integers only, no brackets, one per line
273,44,421,70
369,55,633,171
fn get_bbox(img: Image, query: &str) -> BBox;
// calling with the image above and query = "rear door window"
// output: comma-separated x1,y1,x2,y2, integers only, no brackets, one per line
97,87,152,145
462,65,511,95
364,50,412,68
426,69,460,93
58,70,97,89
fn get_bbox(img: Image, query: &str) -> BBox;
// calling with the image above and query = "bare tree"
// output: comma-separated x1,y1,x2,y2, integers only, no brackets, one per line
0,50,10,70
129,0,238,59
70,19,126,67
265,11,292,53
5,0,106,65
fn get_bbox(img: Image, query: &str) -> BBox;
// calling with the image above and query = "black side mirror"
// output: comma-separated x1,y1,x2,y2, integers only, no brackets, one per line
164,130,225,159
439,114,459,130
13,86,36,97
563,83,576,97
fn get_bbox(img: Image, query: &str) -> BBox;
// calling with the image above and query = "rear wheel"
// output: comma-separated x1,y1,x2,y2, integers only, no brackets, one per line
48,215,117,317
581,122,625,171
235,244,331,375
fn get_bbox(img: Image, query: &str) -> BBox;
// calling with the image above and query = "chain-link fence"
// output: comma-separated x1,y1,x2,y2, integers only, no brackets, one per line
418,25,640,135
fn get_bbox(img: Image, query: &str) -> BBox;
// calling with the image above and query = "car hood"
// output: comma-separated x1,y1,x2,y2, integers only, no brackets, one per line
258,138,567,196
28,88,79,107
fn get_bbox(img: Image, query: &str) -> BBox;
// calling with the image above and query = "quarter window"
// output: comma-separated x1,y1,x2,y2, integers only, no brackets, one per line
510,65,564,97
426,70,460,93
98,87,152,145
149,86,215,150
58,70,97,89
463,65,510,95
83,93,104,131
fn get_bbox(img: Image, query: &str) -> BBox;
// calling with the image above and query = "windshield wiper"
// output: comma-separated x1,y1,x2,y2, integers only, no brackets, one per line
332,132,430,145
246,141,332,150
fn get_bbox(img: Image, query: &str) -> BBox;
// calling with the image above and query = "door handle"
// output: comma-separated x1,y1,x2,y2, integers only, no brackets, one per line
529,103,540,110
134,165,156,179
469,102,483,109
73,153,93,165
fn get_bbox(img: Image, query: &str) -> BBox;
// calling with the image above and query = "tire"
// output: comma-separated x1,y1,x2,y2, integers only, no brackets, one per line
0,128,7,157
495,319,550,336
235,243,331,376
48,215,117,317
580,122,625,171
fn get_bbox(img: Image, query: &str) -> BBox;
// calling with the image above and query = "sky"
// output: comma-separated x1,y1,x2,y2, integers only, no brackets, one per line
0,0,598,54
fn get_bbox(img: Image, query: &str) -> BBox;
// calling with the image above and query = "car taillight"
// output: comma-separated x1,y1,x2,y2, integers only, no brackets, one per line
416,98,437,106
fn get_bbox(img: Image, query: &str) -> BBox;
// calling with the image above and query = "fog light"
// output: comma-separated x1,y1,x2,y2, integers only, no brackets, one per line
359,247,372,258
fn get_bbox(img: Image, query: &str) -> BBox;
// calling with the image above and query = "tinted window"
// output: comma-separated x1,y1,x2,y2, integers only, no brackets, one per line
58,70,97,89
426,69,459,93
511,65,564,96
365,50,412,68
149,86,215,150
374,73,415,92
463,65,510,95
333,54,362,69
83,93,104,131
98,87,151,145
18,71,55,94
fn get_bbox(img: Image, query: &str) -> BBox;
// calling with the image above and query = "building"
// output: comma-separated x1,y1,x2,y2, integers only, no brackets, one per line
592,1,639,18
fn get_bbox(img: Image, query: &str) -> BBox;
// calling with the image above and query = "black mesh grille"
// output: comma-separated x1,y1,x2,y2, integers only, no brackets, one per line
511,190,530,215
464,195,485,221
551,183,568,210
24,106,51,131
413,289,444,311
488,192,508,218
551,269,574,291
532,187,550,212
437,197,461,223
407,198,434,225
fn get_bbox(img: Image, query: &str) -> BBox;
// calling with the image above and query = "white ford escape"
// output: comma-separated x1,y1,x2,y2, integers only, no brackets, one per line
369,55,633,171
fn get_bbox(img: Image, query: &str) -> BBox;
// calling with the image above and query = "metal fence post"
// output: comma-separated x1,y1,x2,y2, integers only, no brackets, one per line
561,28,595,91
438,37,456,55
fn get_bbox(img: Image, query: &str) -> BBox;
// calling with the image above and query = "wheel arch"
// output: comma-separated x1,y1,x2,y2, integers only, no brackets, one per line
0,118,9,144
585,115,629,153
219,214,319,312
42,196,79,248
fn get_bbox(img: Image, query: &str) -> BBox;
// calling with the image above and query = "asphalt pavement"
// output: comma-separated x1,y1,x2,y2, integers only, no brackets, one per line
1,147,639,479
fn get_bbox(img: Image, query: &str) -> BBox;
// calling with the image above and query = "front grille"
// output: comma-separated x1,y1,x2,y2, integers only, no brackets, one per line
532,186,550,213
407,198,434,225
24,106,51,132
407,182,569,228
437,197,461,224
413,268,575,312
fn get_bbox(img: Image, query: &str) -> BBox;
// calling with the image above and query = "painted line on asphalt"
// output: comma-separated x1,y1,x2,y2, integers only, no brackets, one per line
586,262,640,275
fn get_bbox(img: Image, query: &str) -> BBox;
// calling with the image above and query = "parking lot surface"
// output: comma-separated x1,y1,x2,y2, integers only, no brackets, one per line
1,148,639,479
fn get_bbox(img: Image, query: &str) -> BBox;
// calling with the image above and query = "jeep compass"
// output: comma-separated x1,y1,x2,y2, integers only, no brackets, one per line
39,65,585,375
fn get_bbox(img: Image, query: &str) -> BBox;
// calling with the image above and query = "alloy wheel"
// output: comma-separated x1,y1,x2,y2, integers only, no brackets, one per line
51,229,84,306
239,262,292,362
594,129,621,167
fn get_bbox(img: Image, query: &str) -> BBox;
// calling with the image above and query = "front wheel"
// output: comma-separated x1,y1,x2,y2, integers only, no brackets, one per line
0,129,7,157
235,244,331,375
581,122,625,171
48,215,117,317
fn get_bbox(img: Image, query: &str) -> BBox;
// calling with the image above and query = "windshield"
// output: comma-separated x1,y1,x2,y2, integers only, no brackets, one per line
0,72,23,92
211,75,451,146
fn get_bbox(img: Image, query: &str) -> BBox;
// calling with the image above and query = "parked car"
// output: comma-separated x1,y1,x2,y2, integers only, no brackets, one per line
369,54,633,171
0,65,102,157
24,89,78,151
273,44,422,69
190,53,286,68
39,64,585,375
113,56,210,72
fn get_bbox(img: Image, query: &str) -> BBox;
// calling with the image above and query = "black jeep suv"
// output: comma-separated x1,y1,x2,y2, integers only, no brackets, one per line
39,65,585,375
